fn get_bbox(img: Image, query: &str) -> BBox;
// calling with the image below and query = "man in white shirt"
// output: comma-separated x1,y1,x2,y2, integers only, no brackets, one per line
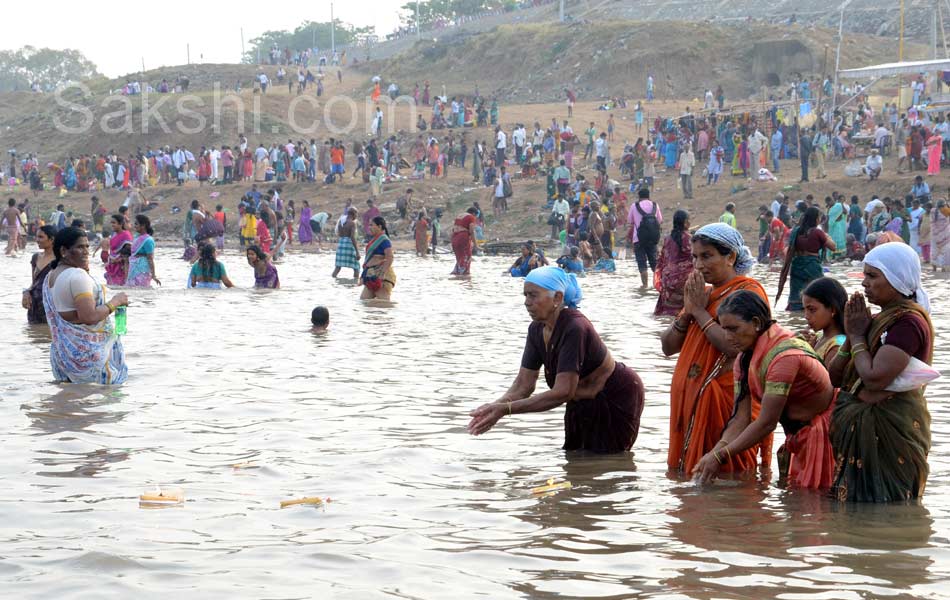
258,73,269,93
254,144,268,163
873,124,890,151
495,126,507,165
550,195,570,239
679,144,696,200
864,148,883,180
748,129,767,172
512,124,526,163
594,132,608,170
210,147,220,180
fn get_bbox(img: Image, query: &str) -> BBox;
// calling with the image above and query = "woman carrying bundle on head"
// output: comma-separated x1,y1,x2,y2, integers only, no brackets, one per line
468,266,644,452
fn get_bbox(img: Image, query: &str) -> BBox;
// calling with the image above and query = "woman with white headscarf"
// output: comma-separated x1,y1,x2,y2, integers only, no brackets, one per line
828,242,936,502
660,223,772,475
467,266,644,453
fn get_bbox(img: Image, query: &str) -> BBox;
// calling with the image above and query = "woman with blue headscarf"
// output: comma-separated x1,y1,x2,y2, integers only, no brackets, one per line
659,223,772,476
468,266,645,452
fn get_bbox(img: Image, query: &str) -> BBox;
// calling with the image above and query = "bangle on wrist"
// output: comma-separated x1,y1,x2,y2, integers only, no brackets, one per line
105,302,115,313
700,318,716,334
507,401,512,416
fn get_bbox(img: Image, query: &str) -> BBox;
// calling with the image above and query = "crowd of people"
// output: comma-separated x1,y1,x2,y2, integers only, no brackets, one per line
4,67,946,508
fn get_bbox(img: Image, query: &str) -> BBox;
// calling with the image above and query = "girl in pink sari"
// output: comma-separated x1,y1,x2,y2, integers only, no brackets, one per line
102,214,133,285
926,132,942,175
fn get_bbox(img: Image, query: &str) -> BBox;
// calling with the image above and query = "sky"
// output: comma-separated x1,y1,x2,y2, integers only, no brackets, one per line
3,0,410,77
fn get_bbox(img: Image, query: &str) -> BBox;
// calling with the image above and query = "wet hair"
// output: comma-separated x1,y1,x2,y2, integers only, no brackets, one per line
135,214,153,235
246,245,266,260
191,199,200,209
671,209,689,246
311,306,330,327
718,290,775,402
198,242,217,275
802,277,847,332
38,224,56,241
371,215,388,235
51,226,86,269
799,206,820,235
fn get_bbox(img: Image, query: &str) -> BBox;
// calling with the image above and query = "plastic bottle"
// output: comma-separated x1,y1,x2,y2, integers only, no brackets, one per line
115,306,127,335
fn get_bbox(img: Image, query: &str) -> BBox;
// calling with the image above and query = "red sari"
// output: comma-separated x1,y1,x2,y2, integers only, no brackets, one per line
740,324,835,489
451,213,476,275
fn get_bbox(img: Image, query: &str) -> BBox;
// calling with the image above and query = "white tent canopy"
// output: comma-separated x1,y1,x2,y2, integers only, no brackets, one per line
838,58,950,79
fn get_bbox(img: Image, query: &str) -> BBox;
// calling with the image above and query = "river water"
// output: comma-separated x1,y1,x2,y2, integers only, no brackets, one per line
1,246,948,599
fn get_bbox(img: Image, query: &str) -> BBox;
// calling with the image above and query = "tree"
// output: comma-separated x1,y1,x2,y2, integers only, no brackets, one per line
243,20,375,63
0,46,100,92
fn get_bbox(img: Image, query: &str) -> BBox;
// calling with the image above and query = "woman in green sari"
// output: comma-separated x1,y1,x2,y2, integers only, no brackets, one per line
826,195,847,259
776,207,836,311
828,242,935,502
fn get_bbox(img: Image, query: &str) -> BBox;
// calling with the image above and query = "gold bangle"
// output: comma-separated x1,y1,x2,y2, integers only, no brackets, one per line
852,347,868,356
507,401,512,416
701,318,716,334
714,449,725,465
105,302,115,314
714,440,728,449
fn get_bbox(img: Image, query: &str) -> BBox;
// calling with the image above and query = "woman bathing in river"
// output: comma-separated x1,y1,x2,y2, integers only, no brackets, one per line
468,266,644,453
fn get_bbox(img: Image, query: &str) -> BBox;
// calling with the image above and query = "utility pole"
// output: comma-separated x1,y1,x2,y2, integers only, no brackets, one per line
560,0,565,22
898,0,905,112
142,57,146,73
417,0,422,39
831,9,844,121
331,3,335,53
187,43,191,65
241,28,245,61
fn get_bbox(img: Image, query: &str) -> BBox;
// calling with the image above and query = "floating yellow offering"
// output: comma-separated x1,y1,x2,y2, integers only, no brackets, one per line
531,478,572,495
139,487,184,506
231,462,259,469
280,496,331,509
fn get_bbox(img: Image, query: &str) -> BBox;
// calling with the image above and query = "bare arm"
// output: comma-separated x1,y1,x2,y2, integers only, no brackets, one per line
221,274,235,288
496,367,539,403
848,337,911,391
147,254,160,284
64,291,128,326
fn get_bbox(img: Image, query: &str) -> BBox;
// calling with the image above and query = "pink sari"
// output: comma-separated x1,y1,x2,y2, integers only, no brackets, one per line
104,230,133,285
927,134,942,176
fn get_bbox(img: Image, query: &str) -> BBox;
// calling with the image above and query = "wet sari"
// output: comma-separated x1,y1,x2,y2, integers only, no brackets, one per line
786,227,825,311
103,230,133,286
42,269,128,385
27,253,53,324
654,231,693,316
451,213,476,275
831,302,934,502
253,263,280,289
669,276,770,473
361,233,396,291
743,325,834,489
126,234,155,287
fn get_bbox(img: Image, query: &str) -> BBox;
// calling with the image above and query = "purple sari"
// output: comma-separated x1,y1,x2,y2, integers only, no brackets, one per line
254,263,280,289
298,207,313,243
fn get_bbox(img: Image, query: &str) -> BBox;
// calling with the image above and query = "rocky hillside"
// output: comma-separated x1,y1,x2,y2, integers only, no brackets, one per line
374,19,927,104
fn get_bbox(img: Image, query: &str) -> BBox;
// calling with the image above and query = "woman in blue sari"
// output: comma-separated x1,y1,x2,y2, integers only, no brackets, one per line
42,227,129,385
361,216,396,300
664,133,678,169
126,215,161,287
826,196,847,260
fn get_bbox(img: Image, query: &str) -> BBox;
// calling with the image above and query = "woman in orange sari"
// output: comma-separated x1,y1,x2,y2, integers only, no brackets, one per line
660,223,770,475
693,290,835,489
